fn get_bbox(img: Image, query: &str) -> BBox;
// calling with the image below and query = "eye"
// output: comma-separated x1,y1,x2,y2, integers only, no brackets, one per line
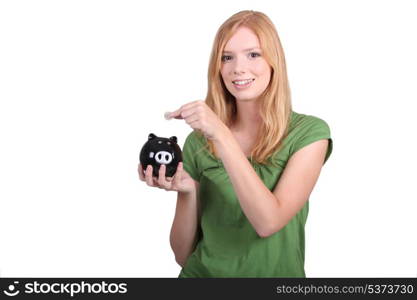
249,52,261,58
221,55,232,62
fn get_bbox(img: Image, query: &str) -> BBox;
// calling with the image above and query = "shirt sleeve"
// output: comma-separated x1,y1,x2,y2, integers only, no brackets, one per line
291,116,333,165
182,131,201,182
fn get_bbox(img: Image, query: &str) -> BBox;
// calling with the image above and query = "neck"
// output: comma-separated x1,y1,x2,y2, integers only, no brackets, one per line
231,98,262,133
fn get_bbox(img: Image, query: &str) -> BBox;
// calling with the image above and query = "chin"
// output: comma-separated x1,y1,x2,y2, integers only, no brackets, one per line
234,94,260,102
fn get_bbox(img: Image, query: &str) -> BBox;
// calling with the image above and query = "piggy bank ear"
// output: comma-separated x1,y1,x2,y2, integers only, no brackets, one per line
169,136,177,143
148,133,157,140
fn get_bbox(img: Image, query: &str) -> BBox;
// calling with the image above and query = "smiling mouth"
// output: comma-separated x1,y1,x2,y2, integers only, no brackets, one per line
232,78,255,85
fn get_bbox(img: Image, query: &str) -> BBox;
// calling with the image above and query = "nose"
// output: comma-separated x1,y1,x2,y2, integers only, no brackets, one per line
232,55,247,75
233,69,245,75
154,151,173,165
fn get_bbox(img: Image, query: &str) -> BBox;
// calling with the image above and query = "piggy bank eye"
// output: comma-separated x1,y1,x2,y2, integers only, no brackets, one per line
149,152,154,158
158,141,162,144
167,141,171,145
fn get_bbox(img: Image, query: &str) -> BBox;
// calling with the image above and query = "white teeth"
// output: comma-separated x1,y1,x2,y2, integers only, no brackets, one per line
233,79,254,85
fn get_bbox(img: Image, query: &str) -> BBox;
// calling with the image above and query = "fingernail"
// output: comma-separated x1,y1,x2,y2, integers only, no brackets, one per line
164,112,172,120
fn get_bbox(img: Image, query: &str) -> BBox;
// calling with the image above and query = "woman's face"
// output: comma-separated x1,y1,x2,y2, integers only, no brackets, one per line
220,26,271,102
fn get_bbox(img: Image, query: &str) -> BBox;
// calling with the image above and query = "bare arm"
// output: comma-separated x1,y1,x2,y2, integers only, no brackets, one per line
166,101,329,238
214,131,329,238
169,180,200,267
138,162,200,267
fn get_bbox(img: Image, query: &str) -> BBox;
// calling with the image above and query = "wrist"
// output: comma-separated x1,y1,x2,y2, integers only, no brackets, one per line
212,126,237,158
178,189,196,198
212,123,232,143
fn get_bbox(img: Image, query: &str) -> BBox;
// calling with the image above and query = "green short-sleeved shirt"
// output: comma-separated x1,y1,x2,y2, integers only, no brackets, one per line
178,111,333,278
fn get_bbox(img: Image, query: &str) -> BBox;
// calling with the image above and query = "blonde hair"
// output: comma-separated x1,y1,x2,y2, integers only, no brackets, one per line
200,10,293,166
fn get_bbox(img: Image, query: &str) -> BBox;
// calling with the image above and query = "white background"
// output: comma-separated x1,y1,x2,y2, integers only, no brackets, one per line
0,0,416,277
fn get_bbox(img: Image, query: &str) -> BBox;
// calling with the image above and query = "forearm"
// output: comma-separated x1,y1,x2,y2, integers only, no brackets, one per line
169,191,199,266
213,131,279,237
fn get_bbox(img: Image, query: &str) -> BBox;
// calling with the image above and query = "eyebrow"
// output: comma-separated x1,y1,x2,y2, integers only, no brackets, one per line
222,47,261,53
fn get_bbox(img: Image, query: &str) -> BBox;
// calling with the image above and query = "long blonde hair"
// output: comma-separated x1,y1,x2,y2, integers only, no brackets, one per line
201,10,293,166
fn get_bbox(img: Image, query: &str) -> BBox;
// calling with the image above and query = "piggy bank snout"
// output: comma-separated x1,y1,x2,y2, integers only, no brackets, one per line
155,151,173,164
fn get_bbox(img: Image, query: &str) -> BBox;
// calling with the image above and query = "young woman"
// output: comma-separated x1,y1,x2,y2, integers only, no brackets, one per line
138,10,333,277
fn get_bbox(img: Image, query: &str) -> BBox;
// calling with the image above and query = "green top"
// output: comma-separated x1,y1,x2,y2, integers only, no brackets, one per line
178,111,333,278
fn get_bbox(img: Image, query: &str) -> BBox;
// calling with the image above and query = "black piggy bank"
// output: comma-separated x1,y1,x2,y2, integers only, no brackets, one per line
139,133,182,177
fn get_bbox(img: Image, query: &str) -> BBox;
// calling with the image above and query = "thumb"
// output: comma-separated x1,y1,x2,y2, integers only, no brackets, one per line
172,162,183,187
165,108,183,120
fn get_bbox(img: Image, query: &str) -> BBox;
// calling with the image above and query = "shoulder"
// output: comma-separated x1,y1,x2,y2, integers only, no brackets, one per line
289,111,331,133
183,130,206,148
286,111,333,164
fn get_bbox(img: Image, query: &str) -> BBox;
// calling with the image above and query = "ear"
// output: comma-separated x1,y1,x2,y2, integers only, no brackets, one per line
148,133,157,140
169,136,177,143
